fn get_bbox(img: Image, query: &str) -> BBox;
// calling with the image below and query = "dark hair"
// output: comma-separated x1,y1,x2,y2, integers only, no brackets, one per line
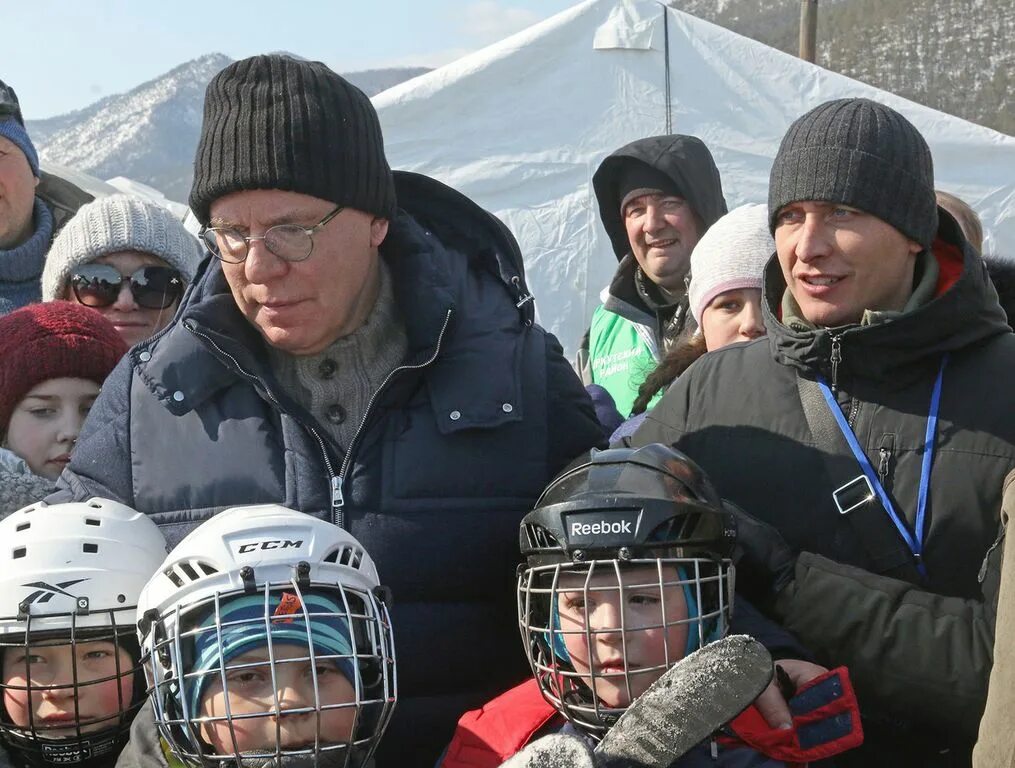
631,332,708,415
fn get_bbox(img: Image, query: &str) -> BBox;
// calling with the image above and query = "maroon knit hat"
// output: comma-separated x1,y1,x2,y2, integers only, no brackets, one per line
0,302,127,431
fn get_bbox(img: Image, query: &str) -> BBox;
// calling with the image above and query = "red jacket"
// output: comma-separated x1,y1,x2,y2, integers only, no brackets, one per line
440,668,863,768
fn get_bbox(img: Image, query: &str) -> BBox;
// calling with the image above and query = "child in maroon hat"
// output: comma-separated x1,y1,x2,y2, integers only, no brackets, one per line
0,301,126,514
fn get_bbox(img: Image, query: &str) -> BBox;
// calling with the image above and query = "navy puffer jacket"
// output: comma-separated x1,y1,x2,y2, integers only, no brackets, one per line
54,172,606,766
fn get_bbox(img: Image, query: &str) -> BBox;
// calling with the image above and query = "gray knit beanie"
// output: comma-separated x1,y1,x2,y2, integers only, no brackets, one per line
42,195,205,302
689,204,774,325
768,98,938,248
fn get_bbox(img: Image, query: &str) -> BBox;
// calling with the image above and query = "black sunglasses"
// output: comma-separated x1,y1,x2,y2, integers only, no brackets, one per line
69,264,184,310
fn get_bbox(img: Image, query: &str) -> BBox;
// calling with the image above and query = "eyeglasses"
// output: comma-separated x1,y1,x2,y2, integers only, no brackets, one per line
70,264,184,310
200,205,344,264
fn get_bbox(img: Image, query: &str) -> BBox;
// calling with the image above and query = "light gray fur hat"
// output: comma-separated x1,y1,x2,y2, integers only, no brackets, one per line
42,195,205,301
688,203,775,325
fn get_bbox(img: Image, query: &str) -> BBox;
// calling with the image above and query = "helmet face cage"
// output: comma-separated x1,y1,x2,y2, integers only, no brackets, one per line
0,604,144,766
146,576,396,768
518,555,733,739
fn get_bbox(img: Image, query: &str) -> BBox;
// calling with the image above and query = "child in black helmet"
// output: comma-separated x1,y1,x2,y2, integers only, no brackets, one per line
440,444,863,767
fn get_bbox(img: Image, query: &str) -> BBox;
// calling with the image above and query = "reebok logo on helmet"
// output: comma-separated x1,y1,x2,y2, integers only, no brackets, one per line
566,511,641,546
21,579,89,609
571,519,633,536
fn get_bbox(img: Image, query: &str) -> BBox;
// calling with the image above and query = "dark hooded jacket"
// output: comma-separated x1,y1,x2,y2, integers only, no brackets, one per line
628,213,1015,767
52,172,605,767
577,135,727,417
37,170,94,232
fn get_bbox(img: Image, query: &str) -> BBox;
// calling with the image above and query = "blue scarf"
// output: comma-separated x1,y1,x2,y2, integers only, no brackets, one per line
0,198,53,315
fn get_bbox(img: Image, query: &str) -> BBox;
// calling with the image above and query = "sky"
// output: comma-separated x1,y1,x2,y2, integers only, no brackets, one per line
4,0,579,120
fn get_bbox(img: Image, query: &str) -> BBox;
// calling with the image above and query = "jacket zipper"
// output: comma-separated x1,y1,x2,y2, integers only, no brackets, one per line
182,322,340,521
846,396,860,428
877,434,895,489
331,308,454,528
829,332,844,392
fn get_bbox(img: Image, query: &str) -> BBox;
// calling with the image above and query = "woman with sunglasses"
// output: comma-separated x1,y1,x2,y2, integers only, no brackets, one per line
42,195,205,347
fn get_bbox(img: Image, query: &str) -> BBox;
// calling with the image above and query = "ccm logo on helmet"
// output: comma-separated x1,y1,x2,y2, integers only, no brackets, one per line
571,520,632,536
237,539,304,554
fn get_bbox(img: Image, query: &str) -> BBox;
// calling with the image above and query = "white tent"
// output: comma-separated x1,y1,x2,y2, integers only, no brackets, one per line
374,0,1015,354
41,161,194,227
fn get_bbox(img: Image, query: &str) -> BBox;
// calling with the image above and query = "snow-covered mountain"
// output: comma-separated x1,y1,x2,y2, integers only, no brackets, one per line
27,55,428,203
27,2,1012,204
669,0,1012,137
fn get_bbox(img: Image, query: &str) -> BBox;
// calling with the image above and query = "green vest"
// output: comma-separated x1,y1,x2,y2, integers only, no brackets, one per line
162,737,187,768
587,305,662,417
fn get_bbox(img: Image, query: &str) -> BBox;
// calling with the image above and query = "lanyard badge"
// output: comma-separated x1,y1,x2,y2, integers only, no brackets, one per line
817,356,948,579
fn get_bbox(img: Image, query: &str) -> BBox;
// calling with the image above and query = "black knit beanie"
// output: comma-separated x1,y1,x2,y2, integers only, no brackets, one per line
189,55,396,225
615,164,683,215
768,98,937,248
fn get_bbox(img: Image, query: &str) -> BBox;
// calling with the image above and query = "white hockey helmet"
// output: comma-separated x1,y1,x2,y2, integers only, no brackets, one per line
138,505,396,768
0,498,167,767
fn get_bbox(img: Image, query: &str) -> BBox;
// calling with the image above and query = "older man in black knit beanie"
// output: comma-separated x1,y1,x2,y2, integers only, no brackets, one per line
54,54,605,767
627,97,1015,767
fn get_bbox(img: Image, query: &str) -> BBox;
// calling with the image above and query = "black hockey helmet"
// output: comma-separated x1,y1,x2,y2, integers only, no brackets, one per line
517,444,736,739
520,443,736,566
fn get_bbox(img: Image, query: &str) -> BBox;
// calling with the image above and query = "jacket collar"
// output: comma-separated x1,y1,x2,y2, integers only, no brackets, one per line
132,174,529,432
763,212,1009,385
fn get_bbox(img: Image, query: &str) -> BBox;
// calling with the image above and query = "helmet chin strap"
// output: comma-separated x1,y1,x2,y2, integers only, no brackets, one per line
7,728,127,768
235,747,356,768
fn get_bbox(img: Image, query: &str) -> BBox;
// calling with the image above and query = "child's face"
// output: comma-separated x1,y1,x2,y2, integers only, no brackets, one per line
198,644,357,756
556,564,689,708
1,640,134,736
4,378,99,480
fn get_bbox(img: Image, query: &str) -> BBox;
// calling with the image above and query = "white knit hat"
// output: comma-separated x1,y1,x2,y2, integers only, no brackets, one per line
689,203,775,325
42,195,205,301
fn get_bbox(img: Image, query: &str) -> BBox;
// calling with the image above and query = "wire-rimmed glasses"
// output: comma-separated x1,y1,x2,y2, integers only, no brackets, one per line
200,205,344,264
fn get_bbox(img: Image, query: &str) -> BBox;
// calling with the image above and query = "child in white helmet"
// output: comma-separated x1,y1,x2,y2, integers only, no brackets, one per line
124,505,395,768
0,499,167,768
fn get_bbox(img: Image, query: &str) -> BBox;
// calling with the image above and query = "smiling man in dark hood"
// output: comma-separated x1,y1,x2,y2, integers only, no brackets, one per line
576,135,727,417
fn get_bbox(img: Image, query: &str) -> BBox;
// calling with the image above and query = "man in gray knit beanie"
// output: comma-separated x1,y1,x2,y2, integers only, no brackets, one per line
628,97,1015,767
768,97,938,329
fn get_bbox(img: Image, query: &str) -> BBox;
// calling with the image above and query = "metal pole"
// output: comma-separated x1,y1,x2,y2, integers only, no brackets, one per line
799,0,818,63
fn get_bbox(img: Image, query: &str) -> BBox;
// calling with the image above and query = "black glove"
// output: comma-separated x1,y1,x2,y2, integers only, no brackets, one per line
725,500,797,604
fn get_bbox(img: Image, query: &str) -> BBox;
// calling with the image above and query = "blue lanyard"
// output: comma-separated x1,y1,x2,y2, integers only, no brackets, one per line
817,356,948,578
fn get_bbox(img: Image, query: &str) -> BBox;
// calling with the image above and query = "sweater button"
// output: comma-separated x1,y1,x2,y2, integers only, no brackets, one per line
326,404,346,425
138,351,152,362
450,410,461,421
318,358,337,379
501,403,513,413
172,391,184,402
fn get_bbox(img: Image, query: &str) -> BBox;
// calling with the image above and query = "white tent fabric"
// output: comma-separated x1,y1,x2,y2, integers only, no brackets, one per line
41,161,193,227
42,161,120,199
374,0,1015,355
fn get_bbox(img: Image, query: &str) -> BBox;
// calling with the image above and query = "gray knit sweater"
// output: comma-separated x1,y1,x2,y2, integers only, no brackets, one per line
0,447,53,520
268,260,408,452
